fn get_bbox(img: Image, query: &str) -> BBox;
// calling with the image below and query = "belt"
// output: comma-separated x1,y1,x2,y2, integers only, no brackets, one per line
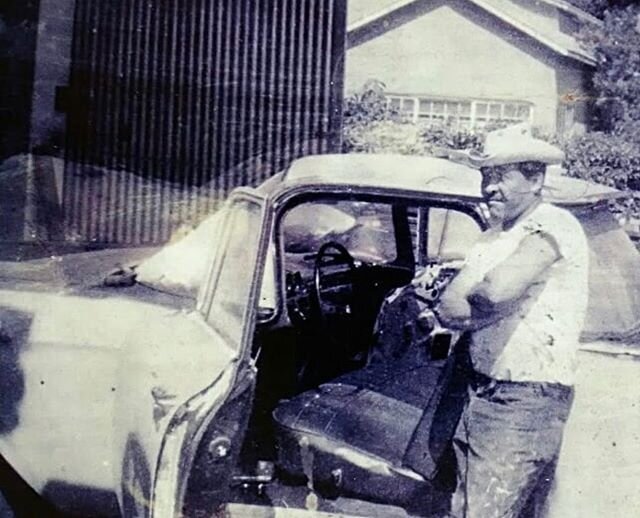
469,370,573,399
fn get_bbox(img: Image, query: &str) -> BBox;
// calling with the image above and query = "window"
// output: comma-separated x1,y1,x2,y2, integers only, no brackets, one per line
426,208,482,262
410,206,482,265
207,199,264,351
557,102,575,136
282,200,398,263
387,94,533,130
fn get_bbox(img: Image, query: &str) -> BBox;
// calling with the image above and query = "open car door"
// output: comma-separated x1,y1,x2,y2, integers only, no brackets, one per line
150,189,271,518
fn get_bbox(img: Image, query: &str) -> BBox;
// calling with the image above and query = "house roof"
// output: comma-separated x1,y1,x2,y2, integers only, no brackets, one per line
347,0,598,66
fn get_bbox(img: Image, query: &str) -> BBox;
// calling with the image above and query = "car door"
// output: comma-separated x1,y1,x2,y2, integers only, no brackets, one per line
150,188,272,518
403,204,483,479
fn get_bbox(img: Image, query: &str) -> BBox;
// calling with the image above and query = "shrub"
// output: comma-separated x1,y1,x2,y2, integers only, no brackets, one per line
578,4,640,136
563,131,640,220
563,132,640,190
342,81,640,219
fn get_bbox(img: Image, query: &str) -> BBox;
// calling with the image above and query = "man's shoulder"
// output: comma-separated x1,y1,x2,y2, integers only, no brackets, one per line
527,202,583,233
529,203,588,261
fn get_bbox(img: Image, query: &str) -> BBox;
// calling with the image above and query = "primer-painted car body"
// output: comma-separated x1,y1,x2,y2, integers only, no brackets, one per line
0,154,637,517
0,188,269,517
0,258,240,516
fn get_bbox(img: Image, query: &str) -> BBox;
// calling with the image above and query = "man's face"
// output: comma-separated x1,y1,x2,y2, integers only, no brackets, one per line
480,164,543,224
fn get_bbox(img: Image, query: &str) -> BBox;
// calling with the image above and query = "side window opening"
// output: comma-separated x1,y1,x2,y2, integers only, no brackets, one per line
409,206,482,266
281,200,398,263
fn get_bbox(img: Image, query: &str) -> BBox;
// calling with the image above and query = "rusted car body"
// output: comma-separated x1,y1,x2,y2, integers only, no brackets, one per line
0,154,638,517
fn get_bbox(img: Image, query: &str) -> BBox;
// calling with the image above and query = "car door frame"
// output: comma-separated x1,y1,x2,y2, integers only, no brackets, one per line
149,187,273,518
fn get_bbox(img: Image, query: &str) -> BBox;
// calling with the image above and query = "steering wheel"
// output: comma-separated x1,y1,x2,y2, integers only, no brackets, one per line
312,242,357,324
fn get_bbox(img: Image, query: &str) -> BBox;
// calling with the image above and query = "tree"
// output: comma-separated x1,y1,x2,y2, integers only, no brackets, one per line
561,1,640,207
580,3,640,137
567,0,609,19
567,0,636,19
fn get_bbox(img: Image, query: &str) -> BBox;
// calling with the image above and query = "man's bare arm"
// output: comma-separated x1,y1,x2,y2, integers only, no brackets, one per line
436,264,487,330
436,231,560,330
469,231,559,314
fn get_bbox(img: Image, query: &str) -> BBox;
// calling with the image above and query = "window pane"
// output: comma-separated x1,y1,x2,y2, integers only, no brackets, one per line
402,98,415,111
419,99,432,113
208,200,263,350
459,102,471,116
503,103,517,118
432,101,445,114
517,104,531,119
489,103,502,118
389,98,401,110
427,208,482,262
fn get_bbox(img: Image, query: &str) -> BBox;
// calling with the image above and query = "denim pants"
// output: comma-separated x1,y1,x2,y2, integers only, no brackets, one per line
450,377,574,518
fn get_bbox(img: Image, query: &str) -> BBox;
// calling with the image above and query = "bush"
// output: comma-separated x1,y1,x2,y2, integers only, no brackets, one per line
578,4,640,135
564,131,640,220
564,132,640,190
342,83,488,155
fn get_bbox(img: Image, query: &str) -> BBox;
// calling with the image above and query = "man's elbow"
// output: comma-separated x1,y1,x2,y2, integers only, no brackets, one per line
470,277,521,314
436,293,471,329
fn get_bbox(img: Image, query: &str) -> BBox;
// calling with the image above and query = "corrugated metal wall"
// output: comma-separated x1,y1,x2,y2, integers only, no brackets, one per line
63,0,346,244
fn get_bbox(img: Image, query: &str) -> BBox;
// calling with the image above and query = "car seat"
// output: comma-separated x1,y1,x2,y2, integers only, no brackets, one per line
272,286,469,508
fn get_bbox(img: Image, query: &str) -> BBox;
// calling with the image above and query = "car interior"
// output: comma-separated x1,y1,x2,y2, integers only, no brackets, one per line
214,193,484,515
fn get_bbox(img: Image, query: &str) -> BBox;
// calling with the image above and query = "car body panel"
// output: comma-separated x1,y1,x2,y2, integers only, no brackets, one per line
0,287,236,513
152,190,270,517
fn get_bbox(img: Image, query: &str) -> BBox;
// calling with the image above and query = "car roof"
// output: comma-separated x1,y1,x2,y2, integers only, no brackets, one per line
258,153,623,207
283,154,483,200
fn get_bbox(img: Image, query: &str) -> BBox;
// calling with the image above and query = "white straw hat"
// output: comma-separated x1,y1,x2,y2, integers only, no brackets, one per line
466,123,565,168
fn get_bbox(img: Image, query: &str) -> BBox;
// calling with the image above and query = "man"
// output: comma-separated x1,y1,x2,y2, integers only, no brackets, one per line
435,125,589,517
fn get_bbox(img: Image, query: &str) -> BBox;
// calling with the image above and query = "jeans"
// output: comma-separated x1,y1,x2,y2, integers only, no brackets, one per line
450,376,574,518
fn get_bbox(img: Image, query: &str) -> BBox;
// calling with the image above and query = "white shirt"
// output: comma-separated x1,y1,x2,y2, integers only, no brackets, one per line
463,203,589,386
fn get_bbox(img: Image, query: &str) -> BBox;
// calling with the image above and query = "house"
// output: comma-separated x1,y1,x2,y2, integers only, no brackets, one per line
345,0,601,135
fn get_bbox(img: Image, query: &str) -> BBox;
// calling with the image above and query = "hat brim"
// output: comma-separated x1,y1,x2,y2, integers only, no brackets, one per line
473,149,565,168
435,146,565,169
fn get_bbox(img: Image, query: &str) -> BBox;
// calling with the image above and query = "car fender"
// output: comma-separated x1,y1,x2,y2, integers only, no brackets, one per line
0,289,237,516
113,310,238,516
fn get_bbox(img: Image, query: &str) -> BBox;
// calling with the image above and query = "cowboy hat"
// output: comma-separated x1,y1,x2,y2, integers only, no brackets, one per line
454,123,565,168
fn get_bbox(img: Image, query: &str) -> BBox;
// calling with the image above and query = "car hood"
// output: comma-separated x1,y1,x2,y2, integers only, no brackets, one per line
0,246,157,287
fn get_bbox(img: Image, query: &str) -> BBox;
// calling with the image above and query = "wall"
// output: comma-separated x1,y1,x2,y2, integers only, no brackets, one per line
345,0,568,133
347,0,401,26
62,0,347,245
555,59,592,136
29,0,76,154
0,1,40,161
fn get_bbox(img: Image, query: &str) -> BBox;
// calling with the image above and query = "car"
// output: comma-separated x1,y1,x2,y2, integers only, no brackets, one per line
0,153,639,517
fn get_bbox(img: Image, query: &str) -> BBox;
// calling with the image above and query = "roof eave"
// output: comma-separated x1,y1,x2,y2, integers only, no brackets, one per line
568,49,597,67
538,0,604,27
347,0,415,33
347,0,597,67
